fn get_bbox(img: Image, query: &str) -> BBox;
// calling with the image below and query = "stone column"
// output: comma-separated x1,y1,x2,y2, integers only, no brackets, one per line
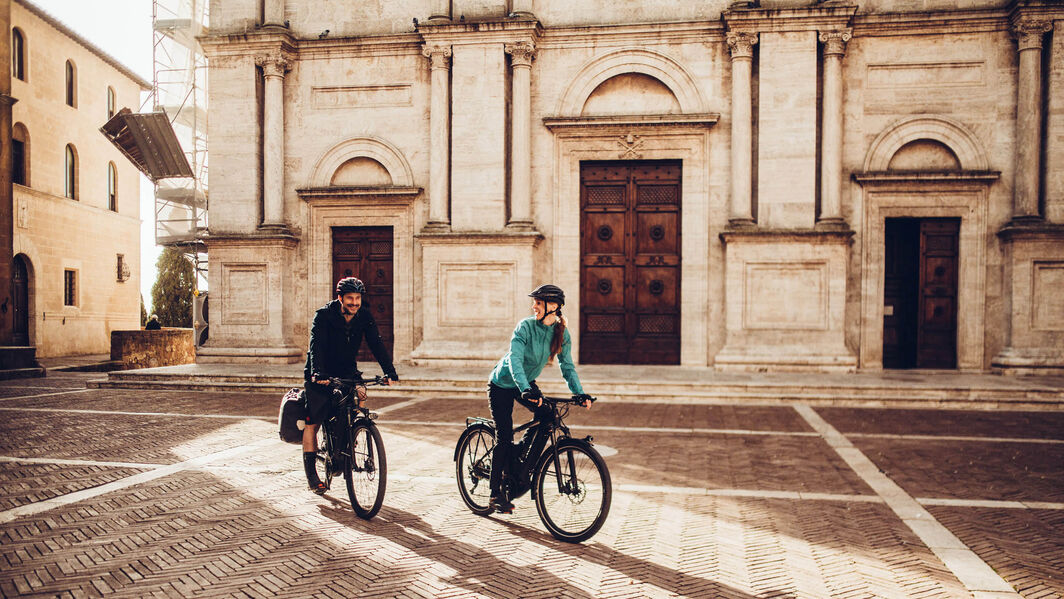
727,32,757,227
511,0,534,17
263,0,285,27
818,29,850,226
258,56,288,228
424,44,452,229
1012,20,1053,222
428,0,450,22
506,41,535,229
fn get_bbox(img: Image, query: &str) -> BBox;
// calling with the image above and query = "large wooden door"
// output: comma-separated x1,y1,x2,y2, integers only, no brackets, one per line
882,218,958,369
579,161,681,364
331,227,393,363
11,255,29,346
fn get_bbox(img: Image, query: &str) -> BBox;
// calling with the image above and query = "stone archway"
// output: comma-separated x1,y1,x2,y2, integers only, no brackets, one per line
862,115,990,172
556,48,708,117
307,137,415,188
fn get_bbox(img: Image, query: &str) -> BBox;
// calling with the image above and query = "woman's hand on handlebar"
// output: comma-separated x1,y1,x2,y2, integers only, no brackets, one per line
575,393,595,410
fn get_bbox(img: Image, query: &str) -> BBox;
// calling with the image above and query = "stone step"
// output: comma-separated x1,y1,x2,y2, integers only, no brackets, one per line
0,346,40,370
0,367,47,381
87,375,1064,409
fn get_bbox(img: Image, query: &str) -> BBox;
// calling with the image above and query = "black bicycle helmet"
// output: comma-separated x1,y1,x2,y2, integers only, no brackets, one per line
529,284,565,306
336,277,366,296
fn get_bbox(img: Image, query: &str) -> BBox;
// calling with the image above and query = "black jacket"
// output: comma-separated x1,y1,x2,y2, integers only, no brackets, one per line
303,299,396,382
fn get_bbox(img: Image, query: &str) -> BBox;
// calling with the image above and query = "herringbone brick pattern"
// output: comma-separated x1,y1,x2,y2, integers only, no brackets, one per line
1,374,1061,597
0,463,147,511
927,507,1064,599
853,438,1064,503
817,407,1064,440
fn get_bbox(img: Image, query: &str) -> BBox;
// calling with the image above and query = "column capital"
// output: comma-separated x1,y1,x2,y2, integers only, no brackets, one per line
818,28,852,57
1012,20,1053,52
505,41,537,68
726,32,758,60
422,44,452,69
255,54,290,77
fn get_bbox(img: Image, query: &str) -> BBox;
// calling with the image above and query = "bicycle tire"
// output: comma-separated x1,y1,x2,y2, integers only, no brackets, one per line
345,421,386,519
533,440,612,543
455,424,495,516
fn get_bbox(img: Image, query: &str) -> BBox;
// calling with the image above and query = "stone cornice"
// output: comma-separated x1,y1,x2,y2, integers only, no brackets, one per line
997,220,1064,242
296,186,421,204
852,9,1009,37
539,21,723,48
852,171,1001,185
203,231,300,248
415,230,544,245
417,17,542,46
719,228,855,244
723,4,858,34
1008,0,1064,27
543,113,720,133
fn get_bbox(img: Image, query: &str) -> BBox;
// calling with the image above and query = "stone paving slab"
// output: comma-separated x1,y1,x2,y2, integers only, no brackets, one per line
817,407,1064,440
0,377,1062,597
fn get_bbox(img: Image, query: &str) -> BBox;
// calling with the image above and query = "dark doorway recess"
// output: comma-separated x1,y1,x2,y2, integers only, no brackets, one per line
331,227,393,363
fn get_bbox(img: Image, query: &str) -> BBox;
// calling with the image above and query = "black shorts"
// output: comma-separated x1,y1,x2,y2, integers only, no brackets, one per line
303,381,336,425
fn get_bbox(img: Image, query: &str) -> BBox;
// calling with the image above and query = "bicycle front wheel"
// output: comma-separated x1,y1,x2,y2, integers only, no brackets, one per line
345,422,387,519
534,442,612,543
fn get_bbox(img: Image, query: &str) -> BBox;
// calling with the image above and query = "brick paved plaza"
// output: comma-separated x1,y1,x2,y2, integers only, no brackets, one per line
0,372,1062,598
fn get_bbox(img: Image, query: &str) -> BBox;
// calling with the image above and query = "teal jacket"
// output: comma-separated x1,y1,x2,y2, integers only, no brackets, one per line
489,317,584,395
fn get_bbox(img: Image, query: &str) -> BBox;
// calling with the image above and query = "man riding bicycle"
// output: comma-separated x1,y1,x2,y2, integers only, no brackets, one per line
302,277,398,494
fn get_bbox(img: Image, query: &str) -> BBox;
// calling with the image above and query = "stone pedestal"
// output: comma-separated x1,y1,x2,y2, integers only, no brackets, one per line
716,229,856,371
992,223,1064,375
412,231,542,364
198,233,302,363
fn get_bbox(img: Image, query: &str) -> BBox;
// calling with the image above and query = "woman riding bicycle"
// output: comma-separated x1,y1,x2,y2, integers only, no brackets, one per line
486,284,590,514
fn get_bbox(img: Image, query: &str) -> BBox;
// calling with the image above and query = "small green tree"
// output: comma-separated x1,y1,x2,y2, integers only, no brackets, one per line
140,294,147,326
151,247,194,327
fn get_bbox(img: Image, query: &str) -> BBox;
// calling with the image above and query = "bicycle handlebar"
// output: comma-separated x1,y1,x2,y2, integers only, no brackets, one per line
540,394,597,405
330,375,390,389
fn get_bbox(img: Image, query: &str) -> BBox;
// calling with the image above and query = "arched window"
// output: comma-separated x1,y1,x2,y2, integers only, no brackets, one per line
65,60,77,107
12,122,29,186
12,28,25,81
106,86,116,119
108,162,117,211
65,144,77,199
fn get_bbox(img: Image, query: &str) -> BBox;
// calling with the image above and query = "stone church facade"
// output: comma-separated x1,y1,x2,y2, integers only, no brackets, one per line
201,0,1064,373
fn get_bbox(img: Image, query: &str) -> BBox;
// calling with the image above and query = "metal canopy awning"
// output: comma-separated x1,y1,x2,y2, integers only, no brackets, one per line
100,107,193,181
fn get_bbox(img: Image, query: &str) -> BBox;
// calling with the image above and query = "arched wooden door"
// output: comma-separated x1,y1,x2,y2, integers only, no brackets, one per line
12,255,30,346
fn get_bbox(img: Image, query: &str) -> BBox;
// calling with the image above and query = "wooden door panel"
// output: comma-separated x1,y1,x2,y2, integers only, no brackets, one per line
581,266,625,309
916,219,958,369
580,161,680,364
635,212,679,255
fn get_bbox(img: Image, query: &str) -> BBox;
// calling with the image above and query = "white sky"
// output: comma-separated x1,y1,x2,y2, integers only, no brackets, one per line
29,0,162,306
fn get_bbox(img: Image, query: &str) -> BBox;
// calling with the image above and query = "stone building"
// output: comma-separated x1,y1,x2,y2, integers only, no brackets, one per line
9,0,149,357
201,0,1064,373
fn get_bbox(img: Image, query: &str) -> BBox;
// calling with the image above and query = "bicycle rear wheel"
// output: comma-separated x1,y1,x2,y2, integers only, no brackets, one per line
455,424,495,515
345,421,386,519
534,442,612,543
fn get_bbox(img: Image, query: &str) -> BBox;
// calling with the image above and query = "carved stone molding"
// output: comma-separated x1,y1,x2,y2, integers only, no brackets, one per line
819,28,852,57
1012,20,1053,52
505,41,536,68
422,44,452,70
254,54,290,78
726,32,758,60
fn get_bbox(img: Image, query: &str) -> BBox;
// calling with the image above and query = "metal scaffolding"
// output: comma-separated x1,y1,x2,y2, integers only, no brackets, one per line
151,0,208,290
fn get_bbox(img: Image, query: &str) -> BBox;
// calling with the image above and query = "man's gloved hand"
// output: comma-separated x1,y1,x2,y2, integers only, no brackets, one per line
387,372,399,383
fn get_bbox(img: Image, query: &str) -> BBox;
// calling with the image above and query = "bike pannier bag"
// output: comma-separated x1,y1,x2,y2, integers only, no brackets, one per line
278,388,306,444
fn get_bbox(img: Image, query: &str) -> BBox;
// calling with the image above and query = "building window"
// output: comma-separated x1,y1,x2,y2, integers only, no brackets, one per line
65,144,77,199
12,122,29,186
116,254,129,282
108,162,117,211
107,86,115,119
12,28,25,81
65,60,77,107
64,270,77,306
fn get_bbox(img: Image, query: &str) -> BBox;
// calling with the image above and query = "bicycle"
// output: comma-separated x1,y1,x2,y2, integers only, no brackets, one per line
314,375,389,519
454,394,612,543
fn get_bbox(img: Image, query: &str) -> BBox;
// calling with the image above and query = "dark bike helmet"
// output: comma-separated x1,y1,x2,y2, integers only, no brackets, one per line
336,277,366,296
529,284,565,306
